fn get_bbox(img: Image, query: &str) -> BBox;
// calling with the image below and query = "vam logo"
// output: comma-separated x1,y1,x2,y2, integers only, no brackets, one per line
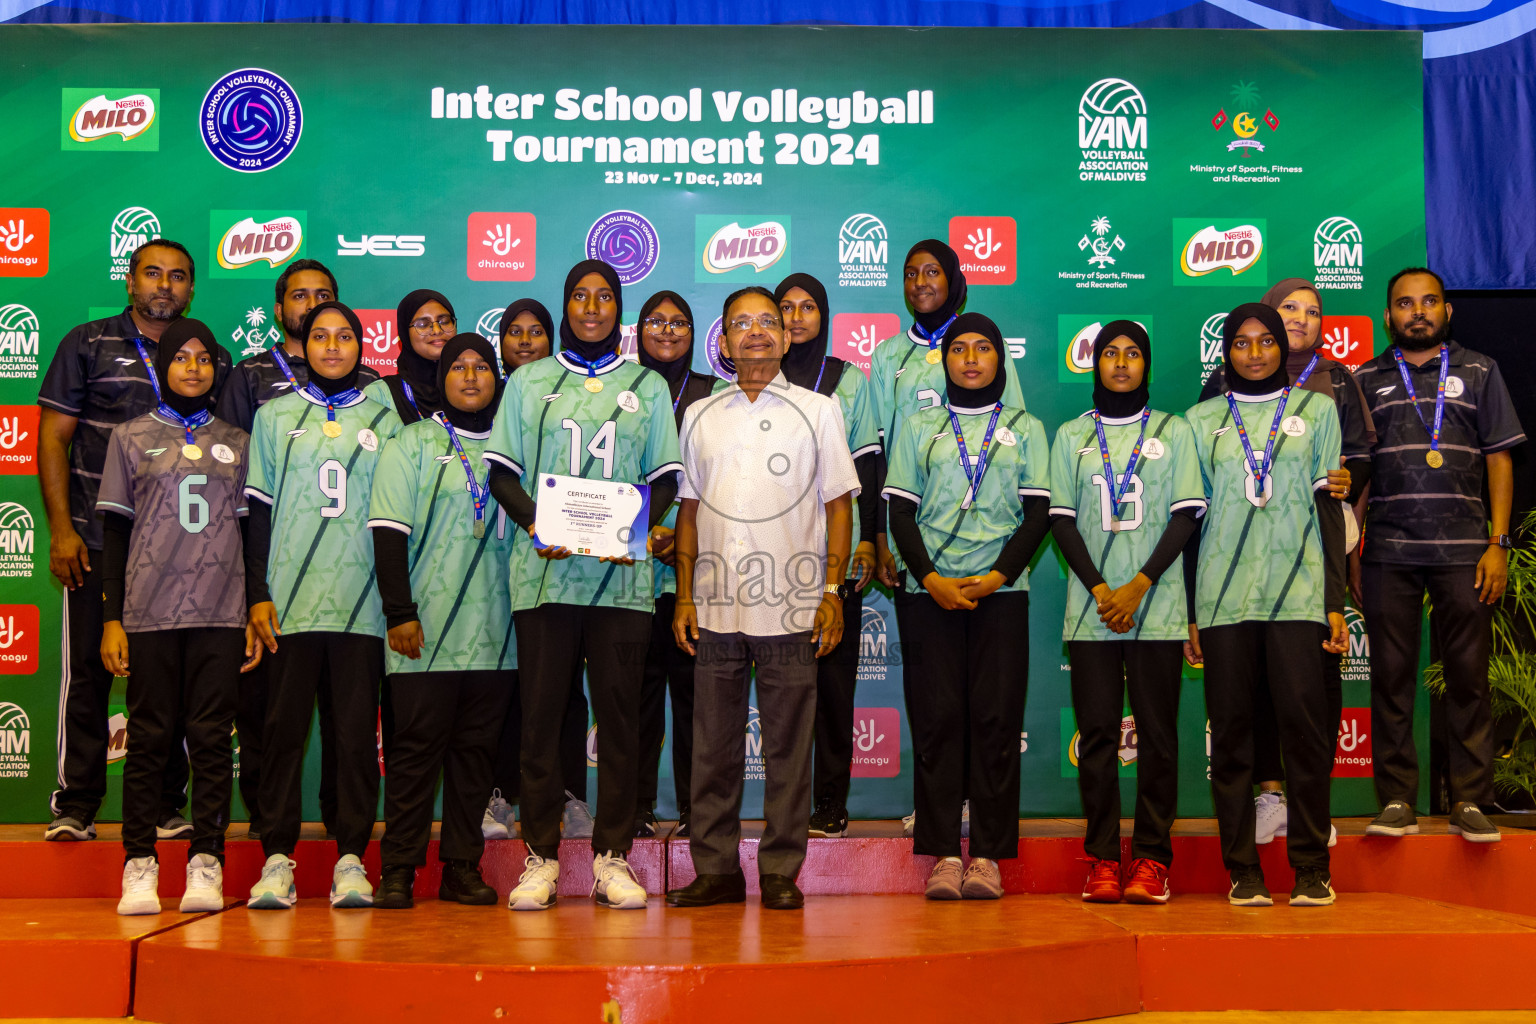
1078,78,1148,182
212,212,306,277
0,303,41,379
837,213,888,288
0,405,39,474
699,219,789,279
109,207,160,281
353,309,400,374
1321,316,1374,370
475,308,503,344
61,89,160,151
0,604,39,674
0,701,29,775
744,705,765,781
1200,312,1227,374
1314,217,1365,291
0,502,34,579
831,313,902,377
1175,220,1267,285
0,209,49,278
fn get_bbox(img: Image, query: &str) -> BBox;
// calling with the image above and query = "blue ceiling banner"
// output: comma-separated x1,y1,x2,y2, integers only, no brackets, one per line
5,0,1533,289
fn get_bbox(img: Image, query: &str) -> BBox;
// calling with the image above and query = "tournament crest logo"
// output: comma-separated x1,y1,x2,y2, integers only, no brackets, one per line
1211,81,1279,159
702,316,732,381
1313,216,1365,291
1077,78,1148,182
200,68,303,173
586,210,658,286
1174,219,1267,285
211,211,306,278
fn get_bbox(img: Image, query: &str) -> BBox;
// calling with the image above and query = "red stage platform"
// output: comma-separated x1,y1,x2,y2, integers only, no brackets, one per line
1,819,1533,1022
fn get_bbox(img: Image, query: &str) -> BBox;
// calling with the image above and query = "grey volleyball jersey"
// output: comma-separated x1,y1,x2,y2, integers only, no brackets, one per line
96,412,250,632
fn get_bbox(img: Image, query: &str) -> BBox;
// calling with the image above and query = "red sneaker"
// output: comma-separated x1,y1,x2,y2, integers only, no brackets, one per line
1123,858,1171,905
1081,858,1122,903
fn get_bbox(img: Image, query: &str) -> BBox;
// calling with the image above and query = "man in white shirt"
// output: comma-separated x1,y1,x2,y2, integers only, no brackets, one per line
666,286,859,911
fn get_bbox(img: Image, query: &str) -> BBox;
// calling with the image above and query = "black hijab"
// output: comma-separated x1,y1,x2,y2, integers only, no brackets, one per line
1222,302,1291,397
437,333,503,434
153,317,224,418
943,312,1009,409
1092,320,1151,420
773,273,839,393
395,288,454,412
300,301,365,398
558,259,623,364
905,239,968,339
636,290,695,394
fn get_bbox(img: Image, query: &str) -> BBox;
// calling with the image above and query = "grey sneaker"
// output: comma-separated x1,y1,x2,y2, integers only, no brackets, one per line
925,857,963,900
1255,792,1287,845
1448,802,1501,844
482,789,512,840
156,812,193,840
45,814,96,841
961,857,1003,899
562,791,594,839
1366,800,1420,837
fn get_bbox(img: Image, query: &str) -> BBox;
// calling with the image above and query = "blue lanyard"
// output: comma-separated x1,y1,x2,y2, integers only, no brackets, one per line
1392,346,1450,455
271,346,301,387
1294,351,1320,388
567,349,620,380
135,338,211,448
301,382,363,426
812,358,828,394
1224,387,1293,499
400,379,421,418
947,402,1003,510
672,370,691,412
131,338,163,403
437,413,488,532
914,314,958,356
1092,408,1150,523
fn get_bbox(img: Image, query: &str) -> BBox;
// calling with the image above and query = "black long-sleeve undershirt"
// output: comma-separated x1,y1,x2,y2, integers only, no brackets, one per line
100,511,132,622
1049,506,1200,596
371,527,417,629
243,501,272,607
854,450,879,545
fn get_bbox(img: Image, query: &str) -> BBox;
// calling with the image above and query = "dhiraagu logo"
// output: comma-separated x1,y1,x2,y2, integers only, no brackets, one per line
61,89,160,150
696,215,790,283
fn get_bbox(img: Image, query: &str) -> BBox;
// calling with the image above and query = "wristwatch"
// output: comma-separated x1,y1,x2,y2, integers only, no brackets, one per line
824,583,851,600
1490,534,1514,550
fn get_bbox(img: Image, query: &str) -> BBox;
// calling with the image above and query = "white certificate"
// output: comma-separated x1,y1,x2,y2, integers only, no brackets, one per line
532,473,650,560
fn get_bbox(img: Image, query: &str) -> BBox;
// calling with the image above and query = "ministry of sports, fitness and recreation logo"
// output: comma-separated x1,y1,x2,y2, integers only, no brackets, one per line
211,211,306,279
0,605,38,676
697,217,789,282
1077,77,1148,183
0,209,49,279
0,303,41,380
1199,312,1227,378
109,206,160,281
0,502,34,579
1062,216,1144,291
61,90,159,151
1062,709,1138,777
1211,81,1279,160
1058,314,1152,383
230,307,282,360
0,701,29,777
837,213,888,288
586,210,658,286
200,69,303,173
1313,216,1365,291
0,405,39,476
1174,219,1267,285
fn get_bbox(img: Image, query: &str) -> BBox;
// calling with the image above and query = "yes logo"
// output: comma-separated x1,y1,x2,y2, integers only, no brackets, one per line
949,216,1016,285
61,89,160,150
831,313,902,376
0,209,49,278
1321,316,1375,370
467,212,536,281
0,405,39,474
0,604,39,674
211,211,306,278
353,310,400,374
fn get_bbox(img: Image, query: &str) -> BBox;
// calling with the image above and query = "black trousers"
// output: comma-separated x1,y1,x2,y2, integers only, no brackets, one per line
258,631,383,859
52,551,187,822
813,588,864,812
637,592,697,818
1362,561,1495,806
514,603,649,860
491,667,590,803
383,670,512,869
121,628,242,862
901,590,1029,861
1253,650,1343,786
1202,621,1333,873
1067,640,1183,866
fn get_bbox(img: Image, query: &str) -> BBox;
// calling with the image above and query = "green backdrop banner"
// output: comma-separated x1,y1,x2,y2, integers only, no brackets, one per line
0,24,1427,823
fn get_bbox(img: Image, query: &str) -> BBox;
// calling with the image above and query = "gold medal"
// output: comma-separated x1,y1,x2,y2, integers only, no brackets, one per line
925,349,942,365
181,444,202,461
1110,516,1121,533
1426,450,1444,468
322,420,343,438
584,378,604,394
473,519,486,539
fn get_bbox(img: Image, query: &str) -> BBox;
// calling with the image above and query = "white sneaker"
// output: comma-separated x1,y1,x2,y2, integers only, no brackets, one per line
1255,792,1288,845
902,809,916,837
331,853,373,908
248,853,297,909
591,851,647,909
507,855,560,911
180,853,224,912
117,857,160,916
483,788,511,841
562,791,594,839
1328,824,1338,848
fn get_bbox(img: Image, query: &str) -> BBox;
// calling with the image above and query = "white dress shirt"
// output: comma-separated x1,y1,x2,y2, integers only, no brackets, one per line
678,372,861,637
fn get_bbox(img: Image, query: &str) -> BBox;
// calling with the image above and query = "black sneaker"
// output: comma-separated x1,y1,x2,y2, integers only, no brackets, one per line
808,802,848,838
1365,800,1420,837
634,810,658,838
44,814,96,841
675,814,690,838
1227,868,1273,907
1290,869,1336,906
1448,801,1502,844
439,859,497,905
155,812,193,840
375,865,415,909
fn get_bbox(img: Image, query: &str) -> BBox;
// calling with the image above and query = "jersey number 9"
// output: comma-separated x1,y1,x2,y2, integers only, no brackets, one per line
318,459,348,518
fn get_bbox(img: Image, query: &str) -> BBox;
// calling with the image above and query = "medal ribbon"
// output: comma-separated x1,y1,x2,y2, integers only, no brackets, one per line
400,379,422,418
1392,345,1449,457
1092,408,1151,521
947,401,1003,511
135,338,212,448
437,413,488,529
132,338,164,403
1225,387,1293,497
914,314,958,358
270,347,301,388
300,381,364,428
567,349,621,385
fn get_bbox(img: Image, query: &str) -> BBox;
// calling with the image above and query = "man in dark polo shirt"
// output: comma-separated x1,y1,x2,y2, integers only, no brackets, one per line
36,238,231,841
1355,267,1524,844
215,259,376,838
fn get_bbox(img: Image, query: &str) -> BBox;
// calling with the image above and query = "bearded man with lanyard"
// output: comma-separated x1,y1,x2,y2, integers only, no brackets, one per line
1184,302,1347,908
483,259,682,912
243,301,403,910
365,288,454,425
1353,268,1522,843
1049,321,1206,905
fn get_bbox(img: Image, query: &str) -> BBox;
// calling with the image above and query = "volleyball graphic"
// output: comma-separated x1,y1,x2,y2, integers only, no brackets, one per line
1079,78,1147,120
0,702,27,732
1315,216,1363,248
0,502,32,532
0,303,39,334
200,68,304,172
585,210,660,286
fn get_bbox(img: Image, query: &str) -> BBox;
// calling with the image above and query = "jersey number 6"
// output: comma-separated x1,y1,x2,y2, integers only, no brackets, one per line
178,475,209,535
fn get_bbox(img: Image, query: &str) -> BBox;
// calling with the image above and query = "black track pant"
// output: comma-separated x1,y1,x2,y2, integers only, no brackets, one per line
259,631,383,860
1362,561,1495,806
812,588,864,812
1068,639,1183,866
53,551,187,823
1202,621,1332,874
1252,651,1343,787
383,670,512,869
491,667,590,803
514,604,649,860
637,592,697,818
901,590,1029,861
121,628,242,862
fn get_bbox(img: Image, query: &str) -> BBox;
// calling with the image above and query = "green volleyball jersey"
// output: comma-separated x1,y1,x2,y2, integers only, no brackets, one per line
1048,410,1207,642
368,415,517,675
245,388,403,636
869,330,1027,454
882,402,1050,595
486,353,683,613
1186,388,1342,629
833,364,882,553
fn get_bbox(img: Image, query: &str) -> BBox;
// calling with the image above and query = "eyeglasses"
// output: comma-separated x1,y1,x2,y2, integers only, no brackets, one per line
410,315,457,334
726,314,782,333
642,318,692,334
